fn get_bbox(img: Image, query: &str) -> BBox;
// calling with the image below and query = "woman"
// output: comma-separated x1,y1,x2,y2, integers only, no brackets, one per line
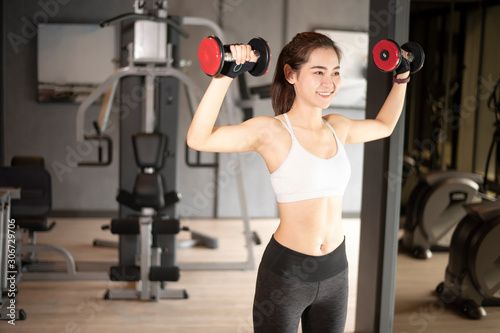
187,32,410,333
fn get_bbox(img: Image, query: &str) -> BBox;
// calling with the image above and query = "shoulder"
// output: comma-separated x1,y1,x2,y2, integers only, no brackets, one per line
243,115,287,133
323,113,351,144
243,115,278,126
323,113,350,126
235,115,290,157
237,115,288,147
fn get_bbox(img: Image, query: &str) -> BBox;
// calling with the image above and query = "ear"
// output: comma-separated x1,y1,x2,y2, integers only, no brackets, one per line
284,64,296,84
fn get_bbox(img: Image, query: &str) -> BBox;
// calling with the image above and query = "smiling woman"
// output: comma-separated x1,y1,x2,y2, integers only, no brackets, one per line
282,48,341,112
187,31,410,333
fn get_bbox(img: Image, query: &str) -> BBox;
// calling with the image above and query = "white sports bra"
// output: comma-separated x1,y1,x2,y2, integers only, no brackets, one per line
270,113,351,203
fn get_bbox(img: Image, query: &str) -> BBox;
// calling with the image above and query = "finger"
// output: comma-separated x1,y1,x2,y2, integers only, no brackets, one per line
237,44,245,64
244,45,252,62
239,45,247,64
248,45,258,62
238,44,247,65
229,45,238,65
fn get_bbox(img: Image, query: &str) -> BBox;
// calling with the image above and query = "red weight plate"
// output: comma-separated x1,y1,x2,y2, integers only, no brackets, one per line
198,36,224,76
372,39,401,72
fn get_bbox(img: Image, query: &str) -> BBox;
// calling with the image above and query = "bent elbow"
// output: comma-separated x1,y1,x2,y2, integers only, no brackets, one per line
186,134,203,151
385,127,395,138
377,120,396,139
187,130,213,151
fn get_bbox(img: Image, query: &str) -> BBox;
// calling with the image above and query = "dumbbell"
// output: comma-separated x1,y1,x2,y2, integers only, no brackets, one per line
197,35,271,77
372,39,425,74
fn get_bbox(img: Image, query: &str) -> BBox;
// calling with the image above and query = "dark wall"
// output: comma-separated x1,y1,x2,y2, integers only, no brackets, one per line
2,0,130,214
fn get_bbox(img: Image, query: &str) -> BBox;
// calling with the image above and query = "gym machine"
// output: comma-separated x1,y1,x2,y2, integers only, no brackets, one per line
433,79,500,318
75,0,262,299
399,79,497,259
401,171,483,259
435,200,500,319
400,77,484,259
105,132,186,300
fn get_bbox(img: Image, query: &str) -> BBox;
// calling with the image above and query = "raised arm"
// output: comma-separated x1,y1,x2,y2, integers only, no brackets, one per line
329,70,410,145
187,43,264,153
332,39,423,144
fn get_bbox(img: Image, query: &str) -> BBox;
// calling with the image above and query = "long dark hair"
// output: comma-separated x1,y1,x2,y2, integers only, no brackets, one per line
271,32,342,116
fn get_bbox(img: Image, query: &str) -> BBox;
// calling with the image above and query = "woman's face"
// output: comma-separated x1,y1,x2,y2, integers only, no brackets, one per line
288,47,341,111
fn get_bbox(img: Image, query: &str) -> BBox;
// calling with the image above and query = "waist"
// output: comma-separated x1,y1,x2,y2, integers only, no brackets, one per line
260,235,348,282
275,196,344,254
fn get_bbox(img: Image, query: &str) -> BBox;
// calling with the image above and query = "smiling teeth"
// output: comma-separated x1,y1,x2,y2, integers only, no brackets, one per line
317,92,331,96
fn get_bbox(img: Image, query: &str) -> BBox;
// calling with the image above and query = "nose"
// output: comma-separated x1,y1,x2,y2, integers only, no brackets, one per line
322,75,336,89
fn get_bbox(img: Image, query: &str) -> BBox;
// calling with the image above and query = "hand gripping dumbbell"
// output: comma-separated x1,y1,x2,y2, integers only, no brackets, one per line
197,35,271,77
372,39,425,74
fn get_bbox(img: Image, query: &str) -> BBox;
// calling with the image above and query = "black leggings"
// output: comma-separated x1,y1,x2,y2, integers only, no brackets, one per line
253,236,348,333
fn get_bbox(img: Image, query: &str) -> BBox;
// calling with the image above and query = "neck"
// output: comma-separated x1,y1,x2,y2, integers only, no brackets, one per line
287,102,324,129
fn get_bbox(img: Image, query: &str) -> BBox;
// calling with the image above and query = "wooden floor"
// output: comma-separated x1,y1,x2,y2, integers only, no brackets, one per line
3,217,499,332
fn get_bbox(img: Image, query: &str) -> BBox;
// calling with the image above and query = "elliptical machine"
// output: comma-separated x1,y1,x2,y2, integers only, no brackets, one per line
435,200,500,319
435,79,500,319
401,82,484,259
401,170,483,259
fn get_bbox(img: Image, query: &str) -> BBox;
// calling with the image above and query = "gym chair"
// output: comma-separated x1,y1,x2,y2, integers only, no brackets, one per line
401,170,483,259
0,157,55,267
0,157,108,280
5,157,55,240
435,200,500,319
104,132,187,300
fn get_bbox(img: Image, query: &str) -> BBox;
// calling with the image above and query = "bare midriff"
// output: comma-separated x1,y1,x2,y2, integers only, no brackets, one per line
273,196,344,256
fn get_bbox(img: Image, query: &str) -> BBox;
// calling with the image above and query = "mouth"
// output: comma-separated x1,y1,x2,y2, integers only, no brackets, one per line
316,91,334,97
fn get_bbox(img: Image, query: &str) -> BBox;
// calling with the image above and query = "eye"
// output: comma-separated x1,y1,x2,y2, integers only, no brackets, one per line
315,71,324,75
333,71,340,77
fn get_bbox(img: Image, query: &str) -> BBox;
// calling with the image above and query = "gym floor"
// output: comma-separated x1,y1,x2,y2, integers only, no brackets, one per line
7,217,500,333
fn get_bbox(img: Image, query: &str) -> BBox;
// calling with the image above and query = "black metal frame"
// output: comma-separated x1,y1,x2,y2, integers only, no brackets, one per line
356,1,409,332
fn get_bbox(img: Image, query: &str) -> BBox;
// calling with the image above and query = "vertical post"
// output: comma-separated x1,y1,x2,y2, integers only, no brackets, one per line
440,0,455,171
0,1,3,166
143,70,156,133
139,212,153,301
156,16,182,267
355,0,410,332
